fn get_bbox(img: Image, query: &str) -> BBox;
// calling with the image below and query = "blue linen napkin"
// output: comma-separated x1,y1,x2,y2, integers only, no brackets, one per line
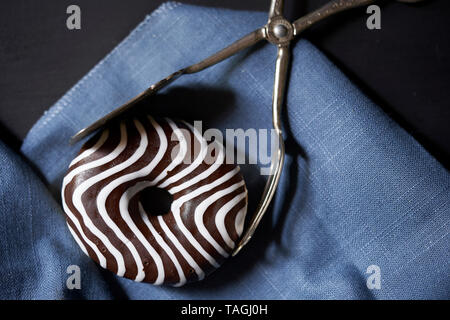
0,2,447,299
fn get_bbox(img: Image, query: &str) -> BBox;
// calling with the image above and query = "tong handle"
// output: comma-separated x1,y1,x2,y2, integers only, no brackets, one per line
70,28,266,144
269,0,285,18
185,28,266,74
232,45,290,256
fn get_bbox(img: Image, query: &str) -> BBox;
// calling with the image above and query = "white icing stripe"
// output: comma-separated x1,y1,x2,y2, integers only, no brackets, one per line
195,181,245,257
62,195,107,267
235,204,248,237
67,223,89,256
120,179,207,283
138,203,187,287
171,167,241,268
69,130,109,167
158,214,205,280
150,118,188,185
110,116,168,284
63,131,126,186
62,203,107,267
71,122,134,277
169,141,224,194
215,192,247,249
113,119,198,284
112,122,237,273
158,121,207,188
91,119,152,281
62,126,128,269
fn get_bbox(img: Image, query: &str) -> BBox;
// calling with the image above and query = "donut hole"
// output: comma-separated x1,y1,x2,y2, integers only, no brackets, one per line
139,187,173,216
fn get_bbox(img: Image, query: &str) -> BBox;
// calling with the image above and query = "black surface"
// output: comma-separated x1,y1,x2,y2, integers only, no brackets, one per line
0,0,449,168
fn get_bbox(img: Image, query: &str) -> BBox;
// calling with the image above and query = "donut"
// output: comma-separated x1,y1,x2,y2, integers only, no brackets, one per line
61,115,248,286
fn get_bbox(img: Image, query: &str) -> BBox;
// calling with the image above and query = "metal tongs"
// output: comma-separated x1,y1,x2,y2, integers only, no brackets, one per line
70,0,422,256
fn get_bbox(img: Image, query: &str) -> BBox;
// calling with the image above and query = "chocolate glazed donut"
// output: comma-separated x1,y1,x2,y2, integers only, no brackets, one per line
61,116,248,286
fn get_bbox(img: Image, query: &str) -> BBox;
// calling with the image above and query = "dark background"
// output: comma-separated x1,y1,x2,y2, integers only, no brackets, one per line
0,0,449,167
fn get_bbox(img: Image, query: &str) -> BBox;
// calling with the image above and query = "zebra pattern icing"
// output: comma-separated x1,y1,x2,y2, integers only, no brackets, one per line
62,116,248,286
